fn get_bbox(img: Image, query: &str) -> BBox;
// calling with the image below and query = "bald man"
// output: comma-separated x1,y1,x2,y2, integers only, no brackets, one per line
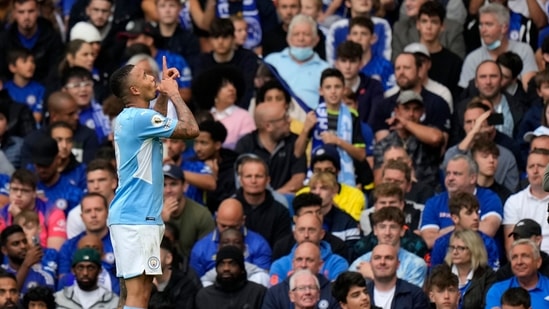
235,102,307,194
21,91,100,166
58,234,120,294
190,198,272,276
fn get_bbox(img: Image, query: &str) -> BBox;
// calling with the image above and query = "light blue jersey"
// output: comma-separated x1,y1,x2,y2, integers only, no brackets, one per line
108,108,177,226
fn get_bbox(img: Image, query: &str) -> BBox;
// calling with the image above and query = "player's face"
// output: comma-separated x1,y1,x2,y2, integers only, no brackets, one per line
239,162,269,195
64,77,94,107
87,170,117,200
8,181,36,209
73,261,100,291
130,66,157,101
320,77,344,106
341,285,371,309
163,177,184,200
80,196,108,233
373,220,403,246
67,43,95,71
156,0,180,25
51,126,74,160
194,132,219,161
0,278,19,309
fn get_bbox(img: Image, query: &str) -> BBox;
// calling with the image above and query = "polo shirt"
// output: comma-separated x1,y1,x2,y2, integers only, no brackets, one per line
485,274,549,309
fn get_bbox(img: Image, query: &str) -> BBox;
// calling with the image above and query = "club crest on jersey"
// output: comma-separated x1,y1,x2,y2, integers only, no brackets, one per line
151,115,164,127
148,256,160,269
55,199,68,210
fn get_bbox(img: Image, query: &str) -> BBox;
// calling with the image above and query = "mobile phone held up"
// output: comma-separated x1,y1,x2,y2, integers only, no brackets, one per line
487,113,504,126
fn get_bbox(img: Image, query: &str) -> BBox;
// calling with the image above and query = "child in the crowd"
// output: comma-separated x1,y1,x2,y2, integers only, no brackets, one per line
300,0,329,34
12,210,58,278
297,68,367,188
61,66,111,144
347,16,394,90
4,48,45,124
427,265,460,309
230,15,248,48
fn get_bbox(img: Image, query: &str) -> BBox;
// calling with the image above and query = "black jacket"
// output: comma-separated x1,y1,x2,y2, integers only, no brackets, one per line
195,279,266,309
149,257,202,309
367,279,429,309
0,17,63,83
461,266,496,309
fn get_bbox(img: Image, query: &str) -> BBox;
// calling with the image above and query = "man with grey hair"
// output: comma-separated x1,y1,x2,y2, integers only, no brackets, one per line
288,269,321,309
420,154,503,248
504,148,549,254
264,14,329,110
485,239,549,309
458,3,537,91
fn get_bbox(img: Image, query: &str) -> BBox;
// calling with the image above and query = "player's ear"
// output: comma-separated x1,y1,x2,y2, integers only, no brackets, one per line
129,85,140,95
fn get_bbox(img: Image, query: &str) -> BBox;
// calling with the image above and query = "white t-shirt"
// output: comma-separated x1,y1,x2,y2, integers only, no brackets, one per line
374,286,396,309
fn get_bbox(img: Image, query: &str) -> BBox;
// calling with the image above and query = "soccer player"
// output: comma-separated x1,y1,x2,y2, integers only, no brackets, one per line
108,57,199,309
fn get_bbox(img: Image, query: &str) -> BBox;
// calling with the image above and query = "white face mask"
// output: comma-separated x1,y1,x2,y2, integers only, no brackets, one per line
486,39,502,51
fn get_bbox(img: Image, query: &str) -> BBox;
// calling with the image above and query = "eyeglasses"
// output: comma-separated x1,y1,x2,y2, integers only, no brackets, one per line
448,245,469,253
65,81,93,89
292,285,319,292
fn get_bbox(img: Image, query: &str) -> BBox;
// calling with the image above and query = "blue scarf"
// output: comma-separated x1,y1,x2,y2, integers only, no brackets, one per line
216,0,262,48
312,102,355,186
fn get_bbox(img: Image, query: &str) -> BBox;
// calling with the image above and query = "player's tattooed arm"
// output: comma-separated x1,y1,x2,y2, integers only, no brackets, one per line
170,95,199,139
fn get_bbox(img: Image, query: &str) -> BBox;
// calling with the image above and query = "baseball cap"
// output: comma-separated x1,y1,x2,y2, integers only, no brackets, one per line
404,42,430,58
311,144,340,170
72,248,102,267
162,164,184,181
30,134,59,167
508,219,542,239
70,22,101,43
397,90,423,105
118,19,158,39
523,126,549,142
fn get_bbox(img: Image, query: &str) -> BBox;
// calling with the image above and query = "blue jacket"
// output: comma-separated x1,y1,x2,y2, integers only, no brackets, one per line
190,227,272,277
261,274,339,309
269,241,348,285
57,231,115,282
367,278,430,309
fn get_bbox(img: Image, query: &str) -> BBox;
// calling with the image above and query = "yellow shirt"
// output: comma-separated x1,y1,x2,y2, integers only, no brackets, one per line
297,183,366,221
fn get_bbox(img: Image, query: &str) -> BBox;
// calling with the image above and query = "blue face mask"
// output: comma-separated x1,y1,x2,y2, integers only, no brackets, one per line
486,39,502,51
290,46,314,61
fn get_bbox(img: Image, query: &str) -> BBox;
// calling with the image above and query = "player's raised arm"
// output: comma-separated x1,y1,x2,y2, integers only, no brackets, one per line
156,59,198,139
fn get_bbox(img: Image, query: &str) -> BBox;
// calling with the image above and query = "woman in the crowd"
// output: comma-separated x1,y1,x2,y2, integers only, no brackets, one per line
444,229,496,309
